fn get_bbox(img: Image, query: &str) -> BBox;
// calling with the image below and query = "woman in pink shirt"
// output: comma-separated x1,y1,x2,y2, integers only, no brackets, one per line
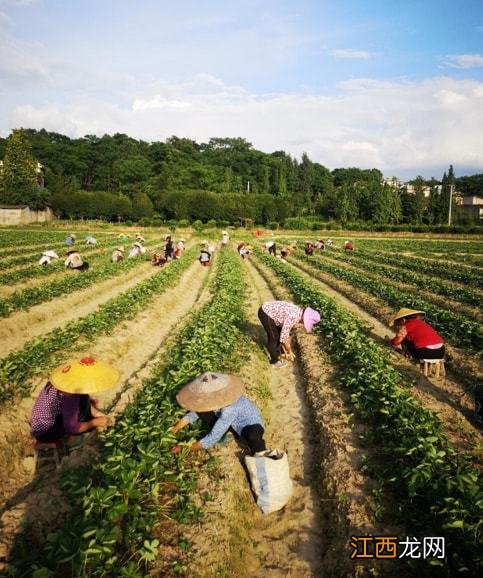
258,301,320,367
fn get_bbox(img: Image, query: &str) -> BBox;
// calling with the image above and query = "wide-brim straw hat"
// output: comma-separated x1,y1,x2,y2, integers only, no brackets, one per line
176,372,245,412
389,308,425,327
50,357,120,394
117,246,125,252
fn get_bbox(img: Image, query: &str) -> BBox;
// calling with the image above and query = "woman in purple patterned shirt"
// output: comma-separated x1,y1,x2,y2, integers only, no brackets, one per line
258,301,320,367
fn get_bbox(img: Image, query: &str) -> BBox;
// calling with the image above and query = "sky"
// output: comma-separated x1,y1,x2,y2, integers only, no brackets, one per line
0,0,482,180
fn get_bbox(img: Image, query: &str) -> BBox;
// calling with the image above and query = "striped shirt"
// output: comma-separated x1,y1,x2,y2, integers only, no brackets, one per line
184,395,264,449
262,300,303,343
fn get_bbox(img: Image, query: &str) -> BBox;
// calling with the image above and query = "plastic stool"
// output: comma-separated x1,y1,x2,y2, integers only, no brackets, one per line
420,359,445,378
32,439,63,469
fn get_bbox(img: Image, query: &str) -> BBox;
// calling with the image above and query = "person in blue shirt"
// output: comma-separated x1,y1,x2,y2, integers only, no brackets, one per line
171,372,266,455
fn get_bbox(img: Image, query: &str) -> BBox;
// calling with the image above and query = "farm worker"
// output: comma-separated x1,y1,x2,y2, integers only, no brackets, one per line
65,234,76,246
258,301,321,367
135,233,145,243
389,308,445,361
207,242,215,255
111,246,125,263
65,250,89,271
326,238,333,248
30,357,119,443
165,235,174,260
85,235,97,245
221,230,229,248
315,239,325,251
118,233,130,242
264,240,276,256
38,250,59,266
304,241,314,256
171,372,266,455
199,243,211,266
237,241,246,255
174,239,185,258
128,242,145,259
344,240,354,251
152,250,167,266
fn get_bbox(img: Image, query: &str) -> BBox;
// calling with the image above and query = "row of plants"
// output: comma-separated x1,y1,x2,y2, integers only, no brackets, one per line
290,252,482,353
0,238,169,318
354,238,483,254
255,250,482,577
311,248,482,310
9,248,248,578
0,248,198,403
0,229,71,248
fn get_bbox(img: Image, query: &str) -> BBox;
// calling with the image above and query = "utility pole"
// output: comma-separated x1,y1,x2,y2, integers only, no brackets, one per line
448,184,455,226
246,180,250,193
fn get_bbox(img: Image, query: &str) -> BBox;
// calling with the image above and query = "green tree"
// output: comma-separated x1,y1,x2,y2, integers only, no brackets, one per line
0,129,44,208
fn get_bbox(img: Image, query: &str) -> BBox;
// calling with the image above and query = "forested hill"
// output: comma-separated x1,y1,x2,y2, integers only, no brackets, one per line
0,129,481,225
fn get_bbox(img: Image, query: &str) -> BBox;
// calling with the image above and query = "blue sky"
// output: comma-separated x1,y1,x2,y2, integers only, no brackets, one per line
1,0,482,179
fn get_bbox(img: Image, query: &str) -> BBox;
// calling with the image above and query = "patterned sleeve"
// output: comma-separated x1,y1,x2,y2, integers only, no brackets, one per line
184,411,199,425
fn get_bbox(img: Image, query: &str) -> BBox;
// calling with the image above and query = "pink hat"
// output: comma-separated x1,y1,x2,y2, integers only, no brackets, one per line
303,307,320,332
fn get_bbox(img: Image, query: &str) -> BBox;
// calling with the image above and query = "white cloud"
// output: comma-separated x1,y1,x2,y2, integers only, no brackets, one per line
8,75,483,179
444,53,483,69
330,48,376,60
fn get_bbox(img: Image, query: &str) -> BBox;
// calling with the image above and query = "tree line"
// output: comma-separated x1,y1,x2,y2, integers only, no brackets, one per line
0,128,481,226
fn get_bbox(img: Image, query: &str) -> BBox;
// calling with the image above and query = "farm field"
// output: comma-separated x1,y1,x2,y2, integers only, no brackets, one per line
0,226,481,578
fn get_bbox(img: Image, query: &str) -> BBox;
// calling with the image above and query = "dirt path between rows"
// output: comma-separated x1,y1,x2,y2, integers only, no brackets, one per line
0,260,157,358
287,257,482,457
0,258,212,568
182,255,405,577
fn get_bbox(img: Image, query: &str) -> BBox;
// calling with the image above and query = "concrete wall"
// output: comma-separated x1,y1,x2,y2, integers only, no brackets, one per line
0,207,54,225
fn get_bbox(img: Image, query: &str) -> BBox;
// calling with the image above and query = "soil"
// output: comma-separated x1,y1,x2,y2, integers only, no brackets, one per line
0,258,212,568
181,256,406,578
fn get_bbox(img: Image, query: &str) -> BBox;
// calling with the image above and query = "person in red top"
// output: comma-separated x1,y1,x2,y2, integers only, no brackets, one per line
389,308,445,361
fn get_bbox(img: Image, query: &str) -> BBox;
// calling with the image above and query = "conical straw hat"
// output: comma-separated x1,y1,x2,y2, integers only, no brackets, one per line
176,372,245,412
50,357,120,394
389,308,425,327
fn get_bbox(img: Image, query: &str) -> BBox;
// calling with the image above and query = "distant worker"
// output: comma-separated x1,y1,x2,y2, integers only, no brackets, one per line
39,250,59,266
111,246,125,263
326,238,334,248
221,230,230,248
280,246,291,260
65,234,76,246
389,308,445,361
85,235,97,246
128,242,146,259
165,235,174,260
315,239,325,251
135,233,145,244
264,241,276,256
258,301,321,367
199,243,211,266
171,372,267,456
344,240,354,251
174,239,185,258
118,233,130,242
304,241,314,256
65,250,89,271
152,250,167,266
30,357,118,444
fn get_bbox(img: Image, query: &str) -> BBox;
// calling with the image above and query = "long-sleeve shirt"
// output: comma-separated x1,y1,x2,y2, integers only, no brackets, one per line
391,318,444,349
30,385,88,437
184,395,264,449
262,300,303,343
64,252,83,268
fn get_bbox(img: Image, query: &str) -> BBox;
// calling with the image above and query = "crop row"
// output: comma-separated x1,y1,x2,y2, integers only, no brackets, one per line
291,252,483,353
0,248,198,403
10,248,248,578
0,230,70,248
255,250,482,576
355,238,483,254
315,250,482,311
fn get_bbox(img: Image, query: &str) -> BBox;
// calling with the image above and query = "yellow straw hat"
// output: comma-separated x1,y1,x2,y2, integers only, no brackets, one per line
50,357,120,394
176,372,245,412
389,308,425,327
